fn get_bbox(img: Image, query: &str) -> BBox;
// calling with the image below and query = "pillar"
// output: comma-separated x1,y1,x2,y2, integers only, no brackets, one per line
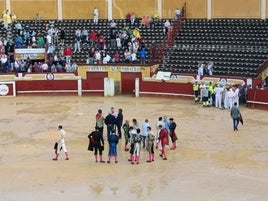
207,0,211,19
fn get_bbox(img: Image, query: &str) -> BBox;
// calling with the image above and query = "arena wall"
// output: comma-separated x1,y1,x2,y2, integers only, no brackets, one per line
0,65,267,109
0,0,5,15
3,0,268,20
62,0,107,19
11,0,57,20
212,0,261,18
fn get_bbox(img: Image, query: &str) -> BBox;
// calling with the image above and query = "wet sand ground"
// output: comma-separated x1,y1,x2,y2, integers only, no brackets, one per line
0,96,268,201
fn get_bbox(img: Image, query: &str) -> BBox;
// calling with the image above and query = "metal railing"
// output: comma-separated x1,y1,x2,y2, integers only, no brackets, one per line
149,2,186,64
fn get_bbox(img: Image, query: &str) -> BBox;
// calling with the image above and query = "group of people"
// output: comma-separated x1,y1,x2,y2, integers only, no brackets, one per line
52,107,179,164
85,23,148,64
197,61,214,76
193,81,244,131
193,81,248,108
91,108,178,164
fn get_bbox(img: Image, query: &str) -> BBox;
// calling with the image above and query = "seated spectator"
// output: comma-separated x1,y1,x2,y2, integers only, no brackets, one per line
3,10,11,29
116,32,122,49
75,28,81,37
112,51,120,63
14,58,21,72
175,8,181,18
35,13,40,25
10,12,16,23
130,12,136,25
64,44,73,64
97,34,105,50
81,27,88,43
33,62,40,72
110,29,117,48
207,61,214,75
74,34,81,53
15,34,23,48
139,37,146,49
31,36,37,47
1,54,8,66
102,53,111,64
132,39,139,53
126,12,131,24
41,62,49,72
53,28,59,45
27,64,33,73
139,48,147,64
94,49,102,64
59,27,65,44
14,21,23,35
164,20,171,35
56,61,63,72
70,61,78,72
133,28,141,40
131,51,137,63
65,63,71,72
153,10,159,20
124,49,131,63
46,33,52,46
110,20,117,30
37,35,45,48
127,41,133,53
140,16,151,28
51,64,57,73
89,30,97,47
53,52,59,63
87,47,95,64
47,43,55,56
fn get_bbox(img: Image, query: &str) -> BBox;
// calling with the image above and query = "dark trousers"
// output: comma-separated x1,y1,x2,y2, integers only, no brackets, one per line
232,118,239,131
107,124,114,139
117,125,122,139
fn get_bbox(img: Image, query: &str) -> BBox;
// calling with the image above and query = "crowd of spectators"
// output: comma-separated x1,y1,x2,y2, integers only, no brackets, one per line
0,9,173,74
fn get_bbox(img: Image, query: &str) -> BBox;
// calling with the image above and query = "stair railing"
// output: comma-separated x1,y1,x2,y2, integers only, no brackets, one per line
149,2,186,65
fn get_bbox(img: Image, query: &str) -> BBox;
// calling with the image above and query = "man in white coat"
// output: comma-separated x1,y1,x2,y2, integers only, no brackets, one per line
227,88,235,110
233,85,240,107
215,84,224,109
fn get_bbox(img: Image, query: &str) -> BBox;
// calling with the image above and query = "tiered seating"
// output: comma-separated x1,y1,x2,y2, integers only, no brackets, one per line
3,18,168,64
158,19,268,77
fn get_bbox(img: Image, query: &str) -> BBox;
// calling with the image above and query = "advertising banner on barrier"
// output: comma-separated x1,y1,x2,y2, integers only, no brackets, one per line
15,48,46,60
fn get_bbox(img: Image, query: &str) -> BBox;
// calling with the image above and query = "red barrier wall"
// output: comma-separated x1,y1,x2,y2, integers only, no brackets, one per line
139,80,193,99
16,80,79,95
82,72,107,95
247,89,268,109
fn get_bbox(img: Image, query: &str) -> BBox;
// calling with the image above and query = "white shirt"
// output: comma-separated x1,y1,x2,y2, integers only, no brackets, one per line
131,52,137,61
164,20,170,28
215,86,224,96
175,9,181,16
95,52,101,61
94,8,98,16
141,122,150,136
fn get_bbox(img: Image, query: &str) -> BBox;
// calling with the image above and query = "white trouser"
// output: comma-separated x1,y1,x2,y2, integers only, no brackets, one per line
94,16,98,24
215,94,222,108
224,95,229,109
228,98,233,109
133,143,141,157
57,139,67,153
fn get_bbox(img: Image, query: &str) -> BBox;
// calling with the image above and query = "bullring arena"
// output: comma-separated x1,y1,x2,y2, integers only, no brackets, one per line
0,96,268,201
1,0,268,201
